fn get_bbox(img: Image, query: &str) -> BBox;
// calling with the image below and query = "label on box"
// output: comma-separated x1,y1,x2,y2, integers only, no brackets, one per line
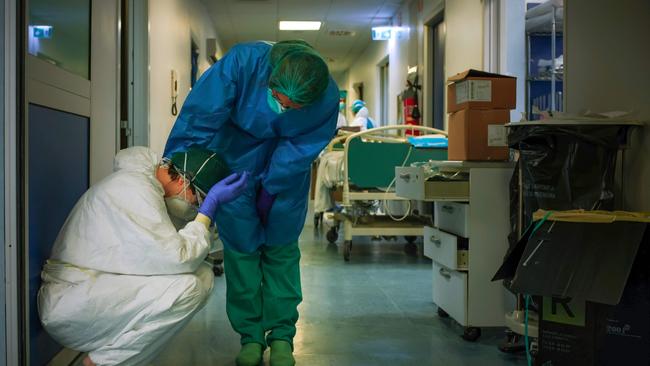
487,125,507,147
543,297,586,327
455,80,492,105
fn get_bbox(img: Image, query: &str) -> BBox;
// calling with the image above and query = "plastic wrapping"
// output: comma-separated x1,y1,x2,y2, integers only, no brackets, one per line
508,124,629,230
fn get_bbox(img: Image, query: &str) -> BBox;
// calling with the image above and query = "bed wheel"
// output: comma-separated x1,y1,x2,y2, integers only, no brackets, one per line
462,327,482,342
404,242,418,255
212,264,224,277
326,228,338,243
437,307,450,318
313,213,323,228
343,240,352,261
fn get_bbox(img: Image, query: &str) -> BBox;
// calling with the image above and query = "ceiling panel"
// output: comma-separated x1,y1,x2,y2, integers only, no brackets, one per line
278,0,331,20
226,0,278,15
200,0,404,73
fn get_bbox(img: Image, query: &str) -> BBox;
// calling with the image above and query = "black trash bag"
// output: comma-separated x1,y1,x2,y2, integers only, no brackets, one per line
508,124,629,230
508,163,520,248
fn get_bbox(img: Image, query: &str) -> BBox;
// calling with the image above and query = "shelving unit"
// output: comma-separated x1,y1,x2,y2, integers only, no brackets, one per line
526,0,564,119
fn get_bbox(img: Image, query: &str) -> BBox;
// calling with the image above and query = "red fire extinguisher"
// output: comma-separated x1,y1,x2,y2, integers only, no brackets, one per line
402,76,422,136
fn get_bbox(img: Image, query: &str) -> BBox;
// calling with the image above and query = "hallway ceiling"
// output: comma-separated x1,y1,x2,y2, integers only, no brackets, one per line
200,0,405,74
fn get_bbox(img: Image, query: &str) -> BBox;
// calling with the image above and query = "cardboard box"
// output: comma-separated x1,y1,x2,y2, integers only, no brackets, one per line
537,297,598,366
447,69,516,113
537,256,650,366
448,109,510,161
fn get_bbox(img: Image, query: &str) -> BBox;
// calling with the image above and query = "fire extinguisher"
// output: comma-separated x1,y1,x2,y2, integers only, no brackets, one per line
402,76,422,136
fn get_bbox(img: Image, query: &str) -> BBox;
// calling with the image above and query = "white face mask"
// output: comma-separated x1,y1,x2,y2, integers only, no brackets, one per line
165,195,197,221
164,178,198,221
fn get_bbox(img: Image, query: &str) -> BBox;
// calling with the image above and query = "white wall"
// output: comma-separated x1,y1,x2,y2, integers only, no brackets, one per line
344,0,486,130
565,0,650,211
493,1,526,122
343,40,384,124
344,0,439,126
443,0,484,129
90,0,119,184
148,0,224,155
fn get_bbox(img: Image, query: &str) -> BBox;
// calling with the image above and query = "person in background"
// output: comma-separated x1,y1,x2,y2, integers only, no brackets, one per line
350,99,377,130
163,40,339,366
38,147,248,366
336,102,348,129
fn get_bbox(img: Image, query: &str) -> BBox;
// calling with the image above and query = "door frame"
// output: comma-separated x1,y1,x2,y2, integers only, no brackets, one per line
424,9,445,130
378,56,389,126
4,0,23,364
23,0,121,363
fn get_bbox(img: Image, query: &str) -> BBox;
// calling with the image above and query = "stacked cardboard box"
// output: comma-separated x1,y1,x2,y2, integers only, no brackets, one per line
446,69,516,161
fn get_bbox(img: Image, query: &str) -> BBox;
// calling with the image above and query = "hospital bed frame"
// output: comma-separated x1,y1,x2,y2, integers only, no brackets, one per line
326,125,448,261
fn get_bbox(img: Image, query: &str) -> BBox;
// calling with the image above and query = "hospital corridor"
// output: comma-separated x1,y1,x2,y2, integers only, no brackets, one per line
1,0,650,366
151,222,524,366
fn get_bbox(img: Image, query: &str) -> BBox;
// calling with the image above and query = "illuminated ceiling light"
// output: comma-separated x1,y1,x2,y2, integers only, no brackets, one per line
279,21,322,31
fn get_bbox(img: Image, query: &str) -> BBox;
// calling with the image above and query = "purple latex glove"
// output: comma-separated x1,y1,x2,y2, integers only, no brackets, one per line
256,186,277,226
198,172,249,220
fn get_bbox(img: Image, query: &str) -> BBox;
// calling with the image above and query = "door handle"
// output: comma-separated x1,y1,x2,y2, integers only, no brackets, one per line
442,205,455,214
430,236,441,246
399,173,411,182
439,267,452,279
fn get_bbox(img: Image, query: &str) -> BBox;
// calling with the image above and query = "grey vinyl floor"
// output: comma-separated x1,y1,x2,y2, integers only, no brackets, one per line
152,219,527,366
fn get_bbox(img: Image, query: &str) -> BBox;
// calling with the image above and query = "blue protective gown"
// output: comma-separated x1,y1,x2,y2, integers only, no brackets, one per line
164,42,339,253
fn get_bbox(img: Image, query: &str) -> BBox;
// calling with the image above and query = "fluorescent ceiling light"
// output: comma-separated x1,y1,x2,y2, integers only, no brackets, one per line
279,21,322,31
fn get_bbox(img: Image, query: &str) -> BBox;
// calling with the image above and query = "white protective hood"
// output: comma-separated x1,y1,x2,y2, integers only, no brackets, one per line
49,147,210,275
351,107,371,130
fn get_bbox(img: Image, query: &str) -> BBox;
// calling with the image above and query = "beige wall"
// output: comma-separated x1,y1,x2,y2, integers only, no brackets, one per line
90,0,119,184
148,0,223,155
565,0,650,211
443,0,484,129
343,0,445,126
344,0,486,129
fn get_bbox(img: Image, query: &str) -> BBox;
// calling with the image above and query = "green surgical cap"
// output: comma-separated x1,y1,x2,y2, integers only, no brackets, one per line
269,40,330,106
170,148,230,196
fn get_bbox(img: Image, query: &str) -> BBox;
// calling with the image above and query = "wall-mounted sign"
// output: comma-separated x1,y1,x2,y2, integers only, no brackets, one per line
371,27,393,41
32,25,53,39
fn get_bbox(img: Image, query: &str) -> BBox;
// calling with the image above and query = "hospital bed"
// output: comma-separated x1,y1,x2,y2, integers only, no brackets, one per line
315,125,448,261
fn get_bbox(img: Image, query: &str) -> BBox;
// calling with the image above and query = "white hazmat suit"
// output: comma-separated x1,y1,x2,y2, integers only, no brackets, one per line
336,112,347,129
38,147,214,366
350,107,375,131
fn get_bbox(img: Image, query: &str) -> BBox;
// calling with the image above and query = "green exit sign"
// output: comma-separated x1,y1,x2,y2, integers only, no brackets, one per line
32,26,53,39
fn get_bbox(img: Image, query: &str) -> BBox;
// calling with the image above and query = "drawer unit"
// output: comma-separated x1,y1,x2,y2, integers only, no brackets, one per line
424,226,469,270
396,167,469,201
433,262,468,326
395,167,426,200
434,201,470,237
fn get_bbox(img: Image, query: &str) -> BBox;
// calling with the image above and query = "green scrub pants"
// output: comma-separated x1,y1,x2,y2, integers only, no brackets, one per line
224,242,302,348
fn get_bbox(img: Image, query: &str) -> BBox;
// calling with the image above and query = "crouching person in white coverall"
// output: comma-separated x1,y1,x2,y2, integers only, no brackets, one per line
37,146,249,366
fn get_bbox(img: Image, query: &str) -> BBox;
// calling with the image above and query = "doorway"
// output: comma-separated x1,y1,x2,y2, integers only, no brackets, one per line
427,13,445,131
120,0,149,148
379,57,389,126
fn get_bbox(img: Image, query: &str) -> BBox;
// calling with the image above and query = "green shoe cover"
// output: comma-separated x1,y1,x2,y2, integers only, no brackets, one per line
270,340,295,366
236,343,263,366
